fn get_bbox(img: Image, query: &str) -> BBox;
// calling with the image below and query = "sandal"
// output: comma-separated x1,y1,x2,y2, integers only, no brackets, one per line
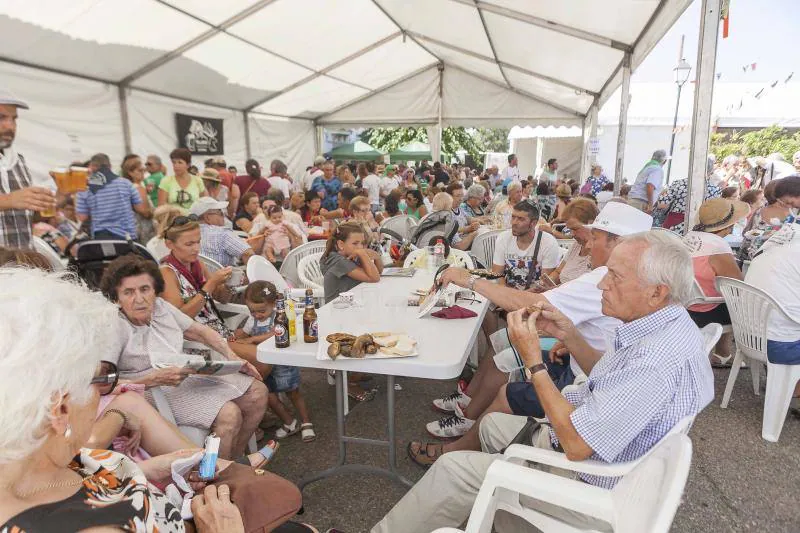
247,440,280,469
710,353,733,368
301,423,316,442
275,419,299,439
407,441,444,469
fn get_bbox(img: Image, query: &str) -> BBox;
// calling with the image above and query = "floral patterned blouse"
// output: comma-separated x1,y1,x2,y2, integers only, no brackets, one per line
1,449,184,532
653,179,721,233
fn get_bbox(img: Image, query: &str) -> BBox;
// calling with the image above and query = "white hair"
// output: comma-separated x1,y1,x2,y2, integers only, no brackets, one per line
0,267,121,463
623,231,694,306
466,184,485,199
506,182,523,194
432,192,453,211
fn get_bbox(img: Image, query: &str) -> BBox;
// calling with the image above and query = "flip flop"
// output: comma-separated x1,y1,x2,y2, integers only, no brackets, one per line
710,353,734,368
248,440,280,469
407,441,444,469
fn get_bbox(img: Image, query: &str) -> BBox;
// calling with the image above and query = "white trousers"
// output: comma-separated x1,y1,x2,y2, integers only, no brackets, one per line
371,413,611,533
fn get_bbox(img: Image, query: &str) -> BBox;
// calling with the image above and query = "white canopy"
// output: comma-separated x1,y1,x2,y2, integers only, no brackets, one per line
1,0,691,177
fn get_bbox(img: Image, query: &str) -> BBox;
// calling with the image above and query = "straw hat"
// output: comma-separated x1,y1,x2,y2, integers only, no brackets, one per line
696,198,750,232
556,183,572,199
201,168,221,182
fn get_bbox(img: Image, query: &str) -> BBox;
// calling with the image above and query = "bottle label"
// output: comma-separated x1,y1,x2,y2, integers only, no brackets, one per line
274,324,289,344
310,320,318,337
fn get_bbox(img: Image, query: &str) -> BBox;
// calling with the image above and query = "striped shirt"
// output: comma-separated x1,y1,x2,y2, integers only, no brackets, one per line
76,178,141,239
199,223,250,267
555,304,714,488
0,150,34,249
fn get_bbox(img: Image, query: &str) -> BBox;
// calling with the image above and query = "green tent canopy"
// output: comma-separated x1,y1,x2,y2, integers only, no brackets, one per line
389,142,432,163
327,141,385,161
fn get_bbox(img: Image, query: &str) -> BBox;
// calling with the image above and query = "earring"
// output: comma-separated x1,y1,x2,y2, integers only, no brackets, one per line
64,424,72,439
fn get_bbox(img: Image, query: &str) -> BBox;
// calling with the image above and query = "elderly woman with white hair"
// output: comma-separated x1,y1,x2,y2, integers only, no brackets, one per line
461,184,490,224
0,267,247,532
490,182,525,228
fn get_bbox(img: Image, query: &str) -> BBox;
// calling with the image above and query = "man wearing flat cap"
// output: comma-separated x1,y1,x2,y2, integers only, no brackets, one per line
0,90,56,249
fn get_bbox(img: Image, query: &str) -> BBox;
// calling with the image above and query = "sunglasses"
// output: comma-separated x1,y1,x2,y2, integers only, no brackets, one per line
165,213,199,235
91,361,119,396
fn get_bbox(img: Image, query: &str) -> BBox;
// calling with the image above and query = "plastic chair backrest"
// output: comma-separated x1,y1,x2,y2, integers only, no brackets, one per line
715,277,784,362
298,253,324,291
279,240,326,286
611,434,693,533
146,236,169,261
379,215,417,241
198,254,223,274
699,323,723,358
246,255,289,292
31,236,64,271
471,230,502,269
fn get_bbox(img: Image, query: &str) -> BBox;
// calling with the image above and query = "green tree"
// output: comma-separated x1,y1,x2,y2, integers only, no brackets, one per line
473,128,510,152
361,126,505,162
711,125,800,160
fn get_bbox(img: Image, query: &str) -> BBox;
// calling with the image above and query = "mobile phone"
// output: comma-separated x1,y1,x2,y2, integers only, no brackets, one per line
199,434,220,480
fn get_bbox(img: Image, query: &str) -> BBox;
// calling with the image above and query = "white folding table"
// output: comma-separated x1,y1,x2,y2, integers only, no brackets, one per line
257,270,489,490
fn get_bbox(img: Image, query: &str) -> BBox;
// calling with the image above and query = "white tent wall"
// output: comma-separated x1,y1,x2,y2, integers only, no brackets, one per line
2,61,124,180
510,138,539,178
248,115,315,183
541,138,584,181
127,90,247,171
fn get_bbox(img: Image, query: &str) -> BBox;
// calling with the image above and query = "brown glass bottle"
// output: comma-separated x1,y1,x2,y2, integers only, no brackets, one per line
274,295,290,348
303,289,318,343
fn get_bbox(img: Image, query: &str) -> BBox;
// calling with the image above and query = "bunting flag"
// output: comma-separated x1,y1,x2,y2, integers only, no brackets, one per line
787,72,794,83
721,0,730,38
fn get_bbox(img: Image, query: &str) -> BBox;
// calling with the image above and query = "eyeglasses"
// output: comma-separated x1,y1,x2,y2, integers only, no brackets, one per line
165,214,199,235
91,361,119,396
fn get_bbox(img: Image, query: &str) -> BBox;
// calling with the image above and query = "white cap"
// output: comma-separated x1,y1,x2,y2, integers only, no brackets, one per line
189,197,228,217
0,89,29,109
587,202,653,237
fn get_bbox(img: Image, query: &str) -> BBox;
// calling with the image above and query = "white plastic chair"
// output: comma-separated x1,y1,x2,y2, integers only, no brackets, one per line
716,277,800,442
471,230,502,269
196,254,250,329
556,238,574,263
146,236,169,261
279,240,326,287
298,253,324,292
434,434,692,533
687,279,732,334
403,248,475,269
246,255,289,292
379,214,418,241
31,236,65,270
198,254,224,273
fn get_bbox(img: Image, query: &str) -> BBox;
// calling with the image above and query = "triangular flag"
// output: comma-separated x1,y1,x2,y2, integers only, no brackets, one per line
742,65,748,73
771,80,778,88
716,73,722,80
786,72,794,83
752,63,757,70
754,88,764,99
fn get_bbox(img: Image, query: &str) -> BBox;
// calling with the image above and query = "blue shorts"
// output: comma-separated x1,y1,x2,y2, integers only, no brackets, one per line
266,365,301,393
767,340,800,365
505,354,576,418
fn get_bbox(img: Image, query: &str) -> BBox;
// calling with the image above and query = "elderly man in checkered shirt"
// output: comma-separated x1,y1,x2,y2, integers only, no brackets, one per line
0,90,56,249
373,230,715,533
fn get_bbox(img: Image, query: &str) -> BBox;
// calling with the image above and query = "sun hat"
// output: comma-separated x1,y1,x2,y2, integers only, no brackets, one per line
555,183,572,198
695,198,750,233
189,196,229,217
0,89,29,109
201,168,221,182
587,202,654,237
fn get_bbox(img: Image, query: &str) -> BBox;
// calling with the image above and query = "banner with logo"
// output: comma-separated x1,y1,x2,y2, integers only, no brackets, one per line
175,113,224,155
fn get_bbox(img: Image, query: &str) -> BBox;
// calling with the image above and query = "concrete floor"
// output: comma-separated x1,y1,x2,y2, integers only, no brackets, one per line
263,366,800,533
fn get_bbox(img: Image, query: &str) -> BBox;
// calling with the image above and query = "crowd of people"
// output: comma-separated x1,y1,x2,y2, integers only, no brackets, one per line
1,87,799,532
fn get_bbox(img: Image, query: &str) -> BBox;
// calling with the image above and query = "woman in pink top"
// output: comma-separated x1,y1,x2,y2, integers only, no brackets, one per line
684,198,749,367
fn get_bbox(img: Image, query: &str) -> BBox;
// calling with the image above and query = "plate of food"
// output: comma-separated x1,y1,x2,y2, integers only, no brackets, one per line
468,268,503,280
316,332,419,361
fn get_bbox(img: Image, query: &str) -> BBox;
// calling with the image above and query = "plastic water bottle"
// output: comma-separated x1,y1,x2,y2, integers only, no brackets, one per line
433,241,445,268
284,289,297,342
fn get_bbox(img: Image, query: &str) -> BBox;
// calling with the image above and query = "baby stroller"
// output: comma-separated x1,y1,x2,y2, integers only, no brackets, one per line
68,238,158,290
410,210,459,250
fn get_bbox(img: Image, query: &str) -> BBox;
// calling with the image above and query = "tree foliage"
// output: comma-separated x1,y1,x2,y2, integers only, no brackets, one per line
360,127,509,163
711,125,800,160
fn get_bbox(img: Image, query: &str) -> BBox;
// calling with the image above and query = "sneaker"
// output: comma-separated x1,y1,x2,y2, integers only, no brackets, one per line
432,390,472,413
426,413,475,439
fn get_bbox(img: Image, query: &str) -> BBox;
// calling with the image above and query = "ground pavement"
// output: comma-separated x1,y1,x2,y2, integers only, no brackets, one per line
262,367,800,533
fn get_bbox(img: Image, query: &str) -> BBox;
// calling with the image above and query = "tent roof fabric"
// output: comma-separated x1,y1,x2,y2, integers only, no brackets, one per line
0,0,690,127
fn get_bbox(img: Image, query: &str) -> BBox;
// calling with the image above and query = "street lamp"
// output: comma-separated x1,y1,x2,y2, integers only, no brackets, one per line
666,57,692,184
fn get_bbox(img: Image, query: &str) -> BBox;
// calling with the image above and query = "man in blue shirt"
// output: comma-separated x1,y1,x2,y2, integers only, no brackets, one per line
629,149,668,213
310,161,341,211
76,153,150,240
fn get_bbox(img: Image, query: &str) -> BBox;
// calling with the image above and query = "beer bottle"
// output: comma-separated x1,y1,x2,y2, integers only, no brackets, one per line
284,288,297,341
274,295,291,348
303,289,318,343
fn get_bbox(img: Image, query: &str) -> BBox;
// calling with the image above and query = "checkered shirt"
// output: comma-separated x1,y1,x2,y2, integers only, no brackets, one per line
0,152,34,249
199,223,250,267
553,304,714,489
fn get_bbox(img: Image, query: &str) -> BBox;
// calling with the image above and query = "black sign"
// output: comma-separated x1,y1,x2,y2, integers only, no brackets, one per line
175,113,224,155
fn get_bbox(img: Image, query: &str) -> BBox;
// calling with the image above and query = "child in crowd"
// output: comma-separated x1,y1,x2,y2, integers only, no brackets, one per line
319,221,383,304
235,281,315,442
262,205,301,264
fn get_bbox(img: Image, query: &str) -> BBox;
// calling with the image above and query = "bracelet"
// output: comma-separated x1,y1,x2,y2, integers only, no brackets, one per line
198,289,212,302
104,408,128,428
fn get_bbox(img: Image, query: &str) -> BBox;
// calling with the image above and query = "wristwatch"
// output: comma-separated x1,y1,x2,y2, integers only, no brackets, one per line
525,363,548,380
198,289,212,302
467,274,480,291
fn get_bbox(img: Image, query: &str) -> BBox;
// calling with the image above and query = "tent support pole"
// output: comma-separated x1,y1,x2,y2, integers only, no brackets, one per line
243,111,252,160
613,54,631,195
118,85,132,155
580,117,588,184
685,0,722,233
580,103,599,183
315,125,323,156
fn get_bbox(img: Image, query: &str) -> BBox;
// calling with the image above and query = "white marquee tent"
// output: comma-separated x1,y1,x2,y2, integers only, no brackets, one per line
1,0,692,181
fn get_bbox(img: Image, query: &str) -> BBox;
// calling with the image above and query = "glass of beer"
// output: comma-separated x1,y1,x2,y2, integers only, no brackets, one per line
68,166,89,193
51,167,69,194
38,172,58,218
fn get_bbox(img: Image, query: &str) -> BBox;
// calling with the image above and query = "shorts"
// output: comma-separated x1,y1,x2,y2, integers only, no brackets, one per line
265,365,301,393
688,304,731,327
767,339,800,365
505,355,576,418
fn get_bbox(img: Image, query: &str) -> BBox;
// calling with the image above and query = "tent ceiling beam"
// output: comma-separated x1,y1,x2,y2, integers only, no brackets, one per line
448,0,632,52
408,32,598,97
314,63,441,123
121,0,279,86
243,30,403,112
0,56,119,87
473,0,512,88
370,0,445,63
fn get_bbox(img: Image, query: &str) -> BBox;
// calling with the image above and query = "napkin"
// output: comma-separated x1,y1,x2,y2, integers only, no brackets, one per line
431,305,477,319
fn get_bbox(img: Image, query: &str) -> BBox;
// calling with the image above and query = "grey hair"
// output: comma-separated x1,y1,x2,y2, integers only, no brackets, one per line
147,154,162,166
90,152,111,169
507,182,523,194
623,230,694,306
467,184,485,199
0,268,122,463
